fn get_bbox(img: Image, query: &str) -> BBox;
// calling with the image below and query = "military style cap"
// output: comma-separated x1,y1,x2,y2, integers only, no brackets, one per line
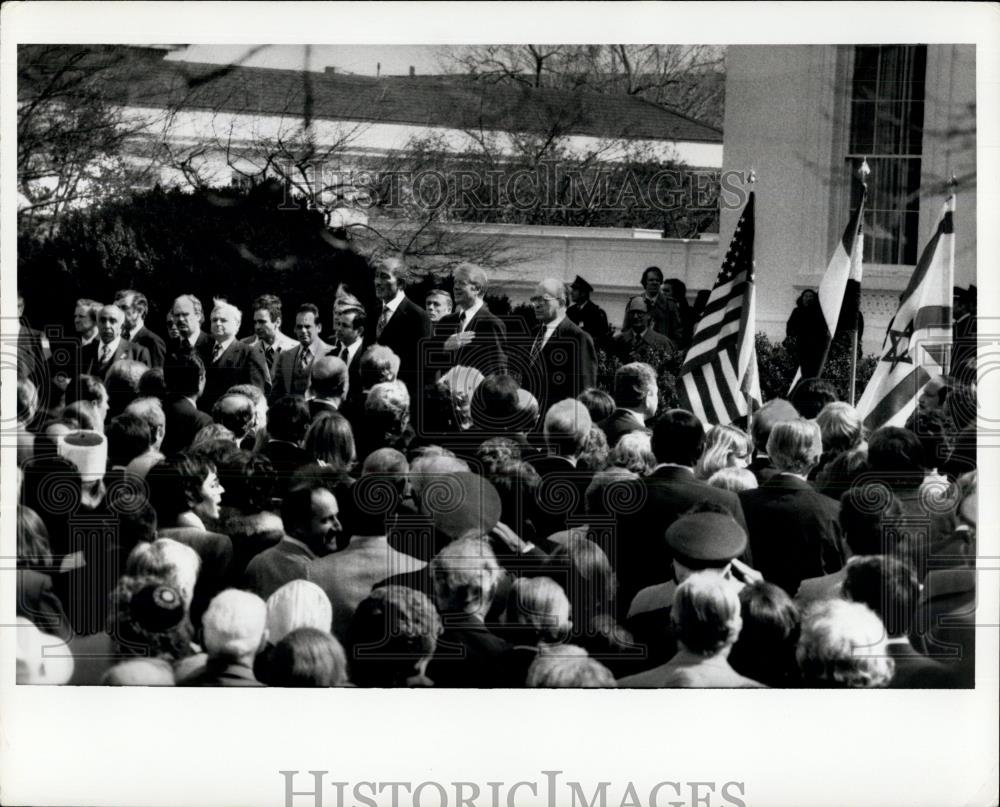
570,275,594,295
665,512,747,567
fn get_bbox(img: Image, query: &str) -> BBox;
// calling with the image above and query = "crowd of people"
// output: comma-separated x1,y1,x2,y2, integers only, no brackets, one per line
12,255,978,687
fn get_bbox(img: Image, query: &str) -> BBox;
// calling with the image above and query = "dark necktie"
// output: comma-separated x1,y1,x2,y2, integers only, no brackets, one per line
121,327,131,342
458,310,467,332
338,343,350,362
377,304,391,338
299,346,311,370
212,342,225,363
264,345,275,367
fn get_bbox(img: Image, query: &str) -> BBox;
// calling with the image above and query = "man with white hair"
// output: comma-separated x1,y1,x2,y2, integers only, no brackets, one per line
201,298,270,411
82,304,151,378
179,589,268,686
527,278,597,418
435,262,507,376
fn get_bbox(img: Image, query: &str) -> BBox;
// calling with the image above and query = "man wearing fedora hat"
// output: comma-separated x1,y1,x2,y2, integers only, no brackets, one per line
566,275,610,351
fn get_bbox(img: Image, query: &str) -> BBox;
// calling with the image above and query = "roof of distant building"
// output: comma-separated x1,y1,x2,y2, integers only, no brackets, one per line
21,45,723,144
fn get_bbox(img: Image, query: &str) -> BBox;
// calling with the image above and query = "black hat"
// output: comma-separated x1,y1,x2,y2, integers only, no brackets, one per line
129,583,185,634
570,275,593,295
665,513,747,568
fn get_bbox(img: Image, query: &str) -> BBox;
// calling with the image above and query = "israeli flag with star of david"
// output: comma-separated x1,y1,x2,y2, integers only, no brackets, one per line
857,194,955,430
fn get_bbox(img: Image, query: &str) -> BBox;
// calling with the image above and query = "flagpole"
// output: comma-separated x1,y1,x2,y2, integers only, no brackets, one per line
746,167,758,432
848,158,870,406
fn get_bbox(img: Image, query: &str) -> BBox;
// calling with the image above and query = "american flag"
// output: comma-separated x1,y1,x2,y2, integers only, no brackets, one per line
677,192,761,426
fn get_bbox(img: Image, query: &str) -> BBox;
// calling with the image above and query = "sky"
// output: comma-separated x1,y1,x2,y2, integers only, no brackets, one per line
165,44,458,76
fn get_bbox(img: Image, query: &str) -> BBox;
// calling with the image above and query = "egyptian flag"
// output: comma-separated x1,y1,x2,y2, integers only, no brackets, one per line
857,194,955,430
803,187,867,385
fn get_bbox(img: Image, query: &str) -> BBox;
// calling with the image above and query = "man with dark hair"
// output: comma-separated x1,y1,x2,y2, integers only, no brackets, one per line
260,396,314,492
271,303,334,400
790,377,839,419
599,362,657,447
244,481,342,599
622,266,684,344
843,556,953,687
566,275,610,351
372,254,432,402
106,412,154,470
242,293,298,378
162,353,213,456
332,306,367,411
115,289,166,368
612,408,748,608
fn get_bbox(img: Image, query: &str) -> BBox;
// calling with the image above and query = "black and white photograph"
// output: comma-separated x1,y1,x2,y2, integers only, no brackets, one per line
2,3,998,806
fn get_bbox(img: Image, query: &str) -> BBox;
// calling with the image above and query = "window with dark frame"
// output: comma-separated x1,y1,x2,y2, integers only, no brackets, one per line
848,45,927,266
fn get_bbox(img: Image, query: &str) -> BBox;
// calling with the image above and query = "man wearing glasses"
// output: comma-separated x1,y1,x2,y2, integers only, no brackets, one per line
527,278,597,418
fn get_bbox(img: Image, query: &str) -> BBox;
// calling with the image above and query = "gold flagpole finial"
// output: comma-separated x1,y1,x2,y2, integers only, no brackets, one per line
747,168,757,185
858,157,871,184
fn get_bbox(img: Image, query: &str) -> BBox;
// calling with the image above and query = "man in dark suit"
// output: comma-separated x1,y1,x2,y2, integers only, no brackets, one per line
166,293,214,366
201,299,270,412
259,396,315,494
599,361,657,448
566,275,610,351
435,262,507,377
612,409,749,609
739,419,843,596
331,306,368,411
241,293,300,380
526,278,597,418
271,303,333,400
81,304,152,379
161,353,213,455
372,254,432,401
115,289,166,368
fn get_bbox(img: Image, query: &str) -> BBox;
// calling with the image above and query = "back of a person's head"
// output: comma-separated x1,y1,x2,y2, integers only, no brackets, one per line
651,408,704,466
790,377,839,420
125,396,166,441
361,447,409,478
348,585,443,687
310,356,349,399
267,627,347,687
752,398,798,453
816,401,864,455
609,430,656,475
838,485,903,557
576,423,610,472
695,423,752,479
202,589,267,659
125,538,201,606
842,555,920,637
525,645,616,688
544,535,617,617
767,418,822,475
64,374,106,408
146,454,214,524
106,412,153,467
905,408,954,472
105,359,149,411
267,395,311,444
20,455,82,523
219,451,275,513
16,377,38,424
266,580,333,645
471,374,521,428
279,480,332,540
212,394,255,441
304,411,356,472
359,345,400,389
867,426,926,488
430,536,501,614
796,599,894,688
671,571,742,656
613,362,657,410
816,446,869,497
543,398,592,456
477,437,522,473
138,368,168,400
584,466,639,517
728,581,800,685
508,576,572,643
163,353,205,399
706,467,758,492
577,387,615,424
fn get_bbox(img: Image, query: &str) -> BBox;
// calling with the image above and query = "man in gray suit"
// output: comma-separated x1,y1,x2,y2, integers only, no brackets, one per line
271,303,334,400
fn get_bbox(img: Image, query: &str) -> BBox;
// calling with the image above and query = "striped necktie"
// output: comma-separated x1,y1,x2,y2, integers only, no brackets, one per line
376,304,391,338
